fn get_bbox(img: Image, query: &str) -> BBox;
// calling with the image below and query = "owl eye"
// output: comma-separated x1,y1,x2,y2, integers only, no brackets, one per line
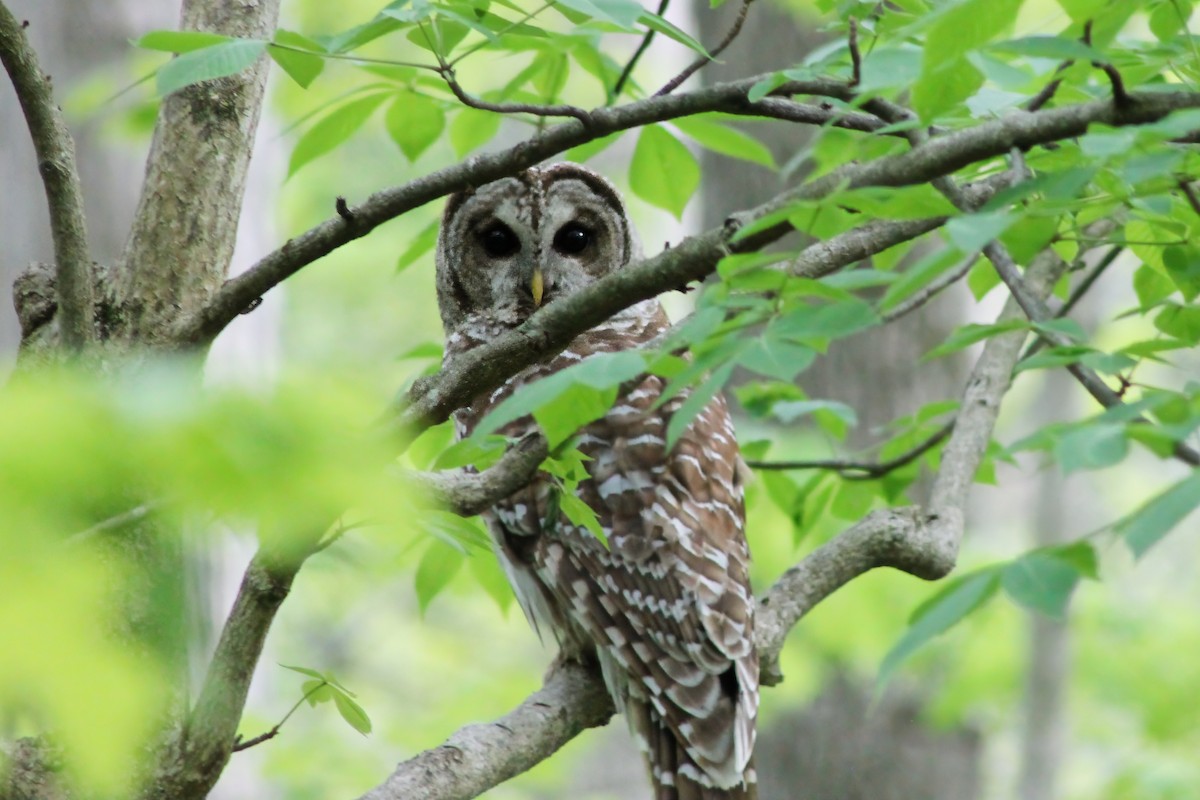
480,224,520,258
553,222,592,255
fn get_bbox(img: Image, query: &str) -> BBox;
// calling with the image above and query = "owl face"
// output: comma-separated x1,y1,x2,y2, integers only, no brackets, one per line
435,163,637,334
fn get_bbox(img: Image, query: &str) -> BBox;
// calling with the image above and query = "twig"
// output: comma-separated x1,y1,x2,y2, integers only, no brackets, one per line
66,502,163,547
232,680,330,752
848,18,862,87
746,421,953,478
335,196,355,222
1094,61,1131,108
611,0,668,100
654,0,753,97
0,3,95,351
881,251,981,324
1025,20,1093,112
1005,238,1123,365
440,66,592,127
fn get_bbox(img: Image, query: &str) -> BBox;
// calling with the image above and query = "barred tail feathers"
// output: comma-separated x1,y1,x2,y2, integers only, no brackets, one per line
628,698,757,800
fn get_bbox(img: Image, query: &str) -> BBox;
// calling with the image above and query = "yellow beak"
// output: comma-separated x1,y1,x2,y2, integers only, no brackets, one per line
531,268,544,307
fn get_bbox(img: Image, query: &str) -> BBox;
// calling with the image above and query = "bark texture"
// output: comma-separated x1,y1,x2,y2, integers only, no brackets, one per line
114,0,281,344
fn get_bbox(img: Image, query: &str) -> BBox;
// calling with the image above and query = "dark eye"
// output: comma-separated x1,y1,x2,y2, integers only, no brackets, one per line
553,222,591,255
480,224,520,258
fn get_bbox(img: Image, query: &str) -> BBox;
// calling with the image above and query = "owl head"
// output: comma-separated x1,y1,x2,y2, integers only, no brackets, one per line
434,163,639,334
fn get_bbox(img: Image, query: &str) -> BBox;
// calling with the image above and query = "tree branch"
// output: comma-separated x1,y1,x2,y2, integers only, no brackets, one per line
0,2,94,351
654,0,754,97
402,432,550,517
746,421,953,478
115,0,282,342
168,72,862,347
392,91,1200,447
611,0,668,100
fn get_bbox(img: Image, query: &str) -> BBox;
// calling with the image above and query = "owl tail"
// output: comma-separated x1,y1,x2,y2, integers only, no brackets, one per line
631,700,758,800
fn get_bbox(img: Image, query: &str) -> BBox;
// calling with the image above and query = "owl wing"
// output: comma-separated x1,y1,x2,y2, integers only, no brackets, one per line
532,382,758,788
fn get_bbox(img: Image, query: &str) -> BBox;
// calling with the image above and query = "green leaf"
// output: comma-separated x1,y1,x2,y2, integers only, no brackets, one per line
469,550,514,613
748,72,787,102
386,93,445,161
672,117,774,168
737,337,815,381
1048,541,1099,580
300,679,333,706
1150,0,1193,41
878,570,1001,687
268,32,325,88
1119,472,1200,558
912,57,983,121
414,539,466,612
666,364,733,449
772,300,878,344
475,352,646,446
554,0,643,28
1163,246,1200,302
1002,551,1082,618
281,663,325,680
1154,303,1200,345
136,30,231,53
770,399,857,427
830,479,878,520
156,39,266,96
637,11,709,56
332,691,373,735
988,35,1104,62
558,490,607,546
396,218,441,273
1056,0,1107,22
288,93,388,177
922,0,1025,73
1134,264,1176,307
924,320,1027,360
630,126,699,219
449,107,502,158
564,132,622,163
945,210,1018,254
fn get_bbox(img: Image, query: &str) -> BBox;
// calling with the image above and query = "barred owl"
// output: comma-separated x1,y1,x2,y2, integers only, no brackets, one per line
435,163,758,799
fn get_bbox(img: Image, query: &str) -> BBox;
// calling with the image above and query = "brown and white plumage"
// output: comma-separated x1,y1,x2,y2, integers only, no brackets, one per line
435,163,758,799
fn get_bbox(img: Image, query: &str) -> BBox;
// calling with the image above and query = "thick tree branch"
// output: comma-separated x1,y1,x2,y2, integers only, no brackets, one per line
176,81,1200,350
115,0,282,342
169,72,863,347
140,543,308,800
357,661,615,800
402,433,550,516
0,2,94,351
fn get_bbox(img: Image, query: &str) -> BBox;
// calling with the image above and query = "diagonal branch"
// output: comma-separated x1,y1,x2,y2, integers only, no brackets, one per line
169,72,863,348
401,432,550,517
392,90,1200,447
0,2,94,351
654,0,754,97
